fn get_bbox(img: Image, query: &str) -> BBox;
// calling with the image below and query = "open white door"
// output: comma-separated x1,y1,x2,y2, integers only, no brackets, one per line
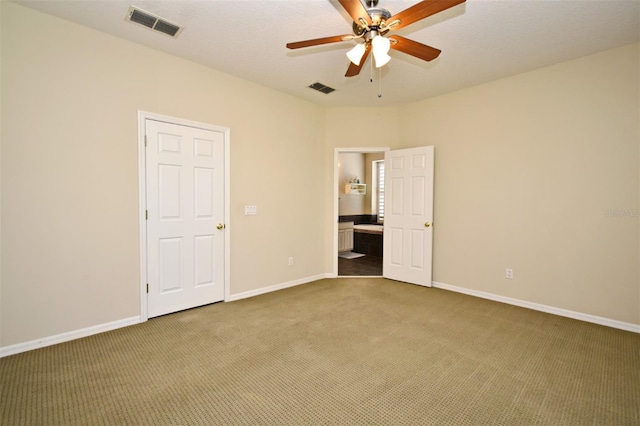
383,146,434,287
145,119,226,317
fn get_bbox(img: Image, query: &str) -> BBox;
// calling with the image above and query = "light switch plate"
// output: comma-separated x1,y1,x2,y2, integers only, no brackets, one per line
244,205,257,215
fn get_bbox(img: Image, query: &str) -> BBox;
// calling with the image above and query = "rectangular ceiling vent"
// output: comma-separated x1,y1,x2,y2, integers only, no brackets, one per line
126,6,183,38
308,82,335,94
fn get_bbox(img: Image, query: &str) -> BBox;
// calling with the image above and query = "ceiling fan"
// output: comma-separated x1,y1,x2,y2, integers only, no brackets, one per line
286,0,466,77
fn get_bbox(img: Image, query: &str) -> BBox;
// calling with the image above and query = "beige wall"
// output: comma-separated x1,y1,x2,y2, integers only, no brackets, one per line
338,153,366,216
398,43,639,324
1,2,325,347
1,3,638,350
0,1,3,339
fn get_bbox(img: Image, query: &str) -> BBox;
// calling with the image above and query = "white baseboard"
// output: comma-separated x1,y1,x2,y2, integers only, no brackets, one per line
7,277,633,357
1,274,332,358
227,273,332,302
432,281,640,333
0,316,141,358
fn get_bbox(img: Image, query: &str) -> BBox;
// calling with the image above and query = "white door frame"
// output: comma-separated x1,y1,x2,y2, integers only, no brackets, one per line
138,111,231,322
333,147,389,277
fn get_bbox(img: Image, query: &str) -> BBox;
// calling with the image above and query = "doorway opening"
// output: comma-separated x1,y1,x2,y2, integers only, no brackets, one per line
333,147,388,277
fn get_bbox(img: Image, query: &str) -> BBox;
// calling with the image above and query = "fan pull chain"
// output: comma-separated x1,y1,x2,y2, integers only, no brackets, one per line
370,56,374,83
368,57,382,99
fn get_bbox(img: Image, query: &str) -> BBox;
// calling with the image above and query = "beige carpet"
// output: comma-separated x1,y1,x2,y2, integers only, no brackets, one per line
1,278,639,425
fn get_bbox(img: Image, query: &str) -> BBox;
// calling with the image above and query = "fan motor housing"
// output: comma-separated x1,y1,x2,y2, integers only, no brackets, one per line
353,7,391,35
367,7,392,25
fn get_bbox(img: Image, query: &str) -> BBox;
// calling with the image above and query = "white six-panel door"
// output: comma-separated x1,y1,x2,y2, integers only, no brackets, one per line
145,119,225,318
383,146,434,287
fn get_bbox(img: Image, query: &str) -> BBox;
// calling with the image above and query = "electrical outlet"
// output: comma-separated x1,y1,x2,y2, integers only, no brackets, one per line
288,257,294,266
506,268,513,279
244,205,257,216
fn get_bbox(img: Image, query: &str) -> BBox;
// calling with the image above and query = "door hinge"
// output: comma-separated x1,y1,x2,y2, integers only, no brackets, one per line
145,210,148,220
144,135,147,147
146,283,149,293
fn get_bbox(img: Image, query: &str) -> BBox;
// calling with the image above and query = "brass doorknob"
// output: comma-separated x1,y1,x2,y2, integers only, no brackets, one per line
216,223,225,230
425,222,432,228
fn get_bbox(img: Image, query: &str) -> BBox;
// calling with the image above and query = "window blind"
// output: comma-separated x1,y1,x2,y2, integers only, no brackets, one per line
377,161,385,221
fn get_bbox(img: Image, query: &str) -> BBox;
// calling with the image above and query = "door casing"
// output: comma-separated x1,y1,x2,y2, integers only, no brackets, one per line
333,147,389,277
138,111,231,322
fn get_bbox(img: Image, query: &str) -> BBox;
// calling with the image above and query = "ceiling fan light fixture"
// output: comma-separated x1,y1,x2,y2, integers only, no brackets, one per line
346,43,366,66
286,0,466,78
371,35,391,68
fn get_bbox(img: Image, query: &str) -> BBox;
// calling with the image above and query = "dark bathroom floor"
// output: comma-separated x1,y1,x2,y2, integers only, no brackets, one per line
338,254,383,276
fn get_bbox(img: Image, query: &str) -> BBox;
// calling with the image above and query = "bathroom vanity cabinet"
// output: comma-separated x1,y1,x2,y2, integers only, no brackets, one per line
338,221,354,252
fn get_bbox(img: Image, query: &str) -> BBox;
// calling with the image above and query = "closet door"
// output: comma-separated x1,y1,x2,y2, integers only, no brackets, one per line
145,119,226,317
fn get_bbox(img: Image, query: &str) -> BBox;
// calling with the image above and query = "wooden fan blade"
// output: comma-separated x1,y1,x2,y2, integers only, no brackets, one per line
286,35,354,49
387,0,466,31
345,45,371,77
389,35,441,61
338,0,372,26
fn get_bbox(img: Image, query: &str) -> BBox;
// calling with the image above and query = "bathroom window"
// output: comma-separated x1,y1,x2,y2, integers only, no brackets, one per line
373,160,385,222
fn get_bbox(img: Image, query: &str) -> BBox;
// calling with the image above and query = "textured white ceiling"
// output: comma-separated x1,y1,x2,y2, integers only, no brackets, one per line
12,0,640,107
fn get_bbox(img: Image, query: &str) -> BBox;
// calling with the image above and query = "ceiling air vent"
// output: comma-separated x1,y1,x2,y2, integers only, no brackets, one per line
126,6,183,38
308,82,335,94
